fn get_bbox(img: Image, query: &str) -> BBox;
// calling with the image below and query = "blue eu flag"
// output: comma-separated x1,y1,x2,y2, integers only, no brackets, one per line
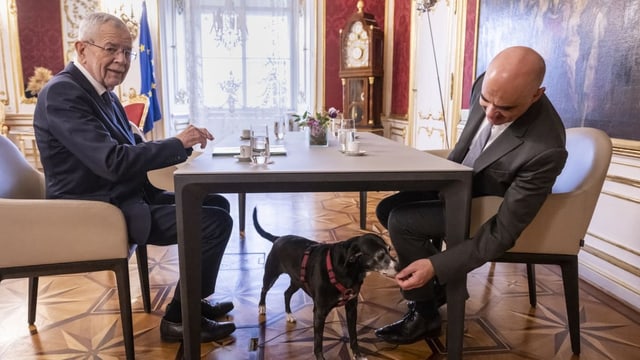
139,1,161,133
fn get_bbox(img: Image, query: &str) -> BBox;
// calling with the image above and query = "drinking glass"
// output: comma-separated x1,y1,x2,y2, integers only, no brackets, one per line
274,116,286,140
331,113,344,138
338,118,356,152
250,124,270,165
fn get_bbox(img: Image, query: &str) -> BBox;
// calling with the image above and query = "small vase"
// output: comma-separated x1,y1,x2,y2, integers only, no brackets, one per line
308,125,329,146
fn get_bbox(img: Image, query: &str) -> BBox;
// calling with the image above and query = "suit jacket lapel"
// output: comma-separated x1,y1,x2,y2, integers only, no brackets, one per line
473,104,538,172
449,102,485,163
105,92,135,144
66,64,135,145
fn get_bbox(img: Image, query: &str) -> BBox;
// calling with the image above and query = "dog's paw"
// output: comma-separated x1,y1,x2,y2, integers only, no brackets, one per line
285,312,297,323
258,305,266,315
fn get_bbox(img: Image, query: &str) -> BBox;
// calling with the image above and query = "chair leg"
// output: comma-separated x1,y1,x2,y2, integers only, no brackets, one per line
114,260,135,360
239,192,246,234
135,246,152,313
526,263,537,307
28,277,39,325
359,191,367,230
561,257,581,355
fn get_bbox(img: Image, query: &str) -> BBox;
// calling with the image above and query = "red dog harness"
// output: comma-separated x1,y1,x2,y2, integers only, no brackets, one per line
300,247,356,306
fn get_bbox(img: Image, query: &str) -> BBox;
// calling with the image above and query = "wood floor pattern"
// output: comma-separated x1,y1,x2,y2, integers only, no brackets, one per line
1,192,639,359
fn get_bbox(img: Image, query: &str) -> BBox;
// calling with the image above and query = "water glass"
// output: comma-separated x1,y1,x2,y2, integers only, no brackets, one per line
274,117,286,140
331,114,344,138
338,118,356,152
250,124,270,165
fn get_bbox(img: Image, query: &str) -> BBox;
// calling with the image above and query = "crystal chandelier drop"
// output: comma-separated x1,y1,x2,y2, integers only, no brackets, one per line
415,0,439,13
211,0,247,49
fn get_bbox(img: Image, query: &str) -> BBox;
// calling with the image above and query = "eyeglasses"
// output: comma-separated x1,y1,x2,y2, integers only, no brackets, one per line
84,41,137,61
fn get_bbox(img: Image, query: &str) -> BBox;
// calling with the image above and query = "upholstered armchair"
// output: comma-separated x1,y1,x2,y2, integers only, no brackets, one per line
122,88,150,131
429,127,612,355
469,127,611,354
0,134,158,359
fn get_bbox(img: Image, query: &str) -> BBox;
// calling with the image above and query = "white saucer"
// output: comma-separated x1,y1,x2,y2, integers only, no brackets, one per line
233,155,252,162
345,150,366,156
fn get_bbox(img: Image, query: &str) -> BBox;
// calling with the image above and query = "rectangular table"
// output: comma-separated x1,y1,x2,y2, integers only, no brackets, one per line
174,131,472,359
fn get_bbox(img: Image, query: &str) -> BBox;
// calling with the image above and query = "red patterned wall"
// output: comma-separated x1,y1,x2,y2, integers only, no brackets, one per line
17,0,65,96
325,0,385,112
390,0,411,117
462,0,478,109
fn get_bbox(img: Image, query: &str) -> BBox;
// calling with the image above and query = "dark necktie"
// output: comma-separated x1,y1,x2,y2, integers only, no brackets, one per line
102,91,134,144
462,123,492,167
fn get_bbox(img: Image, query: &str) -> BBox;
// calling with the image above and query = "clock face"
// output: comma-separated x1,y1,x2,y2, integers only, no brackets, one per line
344,21,369,68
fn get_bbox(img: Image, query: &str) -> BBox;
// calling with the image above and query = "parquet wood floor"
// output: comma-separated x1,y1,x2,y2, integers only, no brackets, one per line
1,192,638,359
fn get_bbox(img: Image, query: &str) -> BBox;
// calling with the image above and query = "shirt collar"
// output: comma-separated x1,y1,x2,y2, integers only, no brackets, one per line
73,60,109,96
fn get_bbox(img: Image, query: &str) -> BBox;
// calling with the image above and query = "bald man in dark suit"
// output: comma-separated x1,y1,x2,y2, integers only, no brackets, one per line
375,46,568,344
34,12,235,343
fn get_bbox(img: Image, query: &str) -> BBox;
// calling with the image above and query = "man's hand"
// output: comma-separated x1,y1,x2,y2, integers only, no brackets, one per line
175,125,214,149
395,258,435,290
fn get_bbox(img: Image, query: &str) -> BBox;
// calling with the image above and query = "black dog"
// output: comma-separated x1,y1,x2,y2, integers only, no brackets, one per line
254,207,398,360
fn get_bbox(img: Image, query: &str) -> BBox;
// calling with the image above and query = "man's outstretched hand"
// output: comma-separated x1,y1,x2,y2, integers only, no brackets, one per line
176,125,214,149
395,258,435,290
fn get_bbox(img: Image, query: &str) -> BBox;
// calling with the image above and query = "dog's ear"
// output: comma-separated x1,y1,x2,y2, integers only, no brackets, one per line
346,243,363,264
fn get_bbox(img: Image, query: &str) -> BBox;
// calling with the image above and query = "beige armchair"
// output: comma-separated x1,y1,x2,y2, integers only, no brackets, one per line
429,127,611,355
0,134,157,359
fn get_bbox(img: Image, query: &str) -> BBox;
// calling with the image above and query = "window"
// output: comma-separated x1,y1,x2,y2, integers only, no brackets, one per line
160,0,313,138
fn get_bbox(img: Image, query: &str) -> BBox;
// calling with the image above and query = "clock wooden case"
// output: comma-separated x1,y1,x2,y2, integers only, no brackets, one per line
339,1,383,129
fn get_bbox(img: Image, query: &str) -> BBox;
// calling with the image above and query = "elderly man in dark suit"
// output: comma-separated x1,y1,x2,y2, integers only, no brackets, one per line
375,46,568,344
34,12,235,343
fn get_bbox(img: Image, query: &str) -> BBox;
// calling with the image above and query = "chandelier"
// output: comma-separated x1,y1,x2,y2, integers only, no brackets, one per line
415,0,439,13
211,0,247,49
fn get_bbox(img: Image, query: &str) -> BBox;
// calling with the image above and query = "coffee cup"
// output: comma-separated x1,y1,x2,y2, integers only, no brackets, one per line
239,144,251,158
346,140,360,154
241,129,251,139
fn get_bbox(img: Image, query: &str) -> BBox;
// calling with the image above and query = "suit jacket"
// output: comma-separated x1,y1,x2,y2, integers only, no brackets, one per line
34,62,190,245
430,74,568,284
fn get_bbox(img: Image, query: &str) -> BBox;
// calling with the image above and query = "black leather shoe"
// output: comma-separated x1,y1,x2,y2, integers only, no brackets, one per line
160,316,236,343
375,305,441,344
201,300,234,320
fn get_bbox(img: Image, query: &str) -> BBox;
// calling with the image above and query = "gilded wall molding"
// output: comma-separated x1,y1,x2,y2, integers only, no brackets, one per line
7,0,98,107
601,190,640,205
583,244,640,279
0,5,10,106
612,137,640,157
62,0,100,63
580,259,640,297
605,174,640,189
587,231,640,259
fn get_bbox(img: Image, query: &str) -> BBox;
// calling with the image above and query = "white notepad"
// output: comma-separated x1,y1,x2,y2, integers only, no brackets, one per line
212,145,287,156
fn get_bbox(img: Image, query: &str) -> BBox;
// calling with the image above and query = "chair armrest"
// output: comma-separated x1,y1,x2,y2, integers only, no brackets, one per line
147,151,204,192
425,149,452,159
511,190,591,254
470,191,591,256
0,199,129,267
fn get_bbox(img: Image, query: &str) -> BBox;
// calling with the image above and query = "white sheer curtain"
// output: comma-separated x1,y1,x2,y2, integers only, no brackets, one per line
177,0,312,142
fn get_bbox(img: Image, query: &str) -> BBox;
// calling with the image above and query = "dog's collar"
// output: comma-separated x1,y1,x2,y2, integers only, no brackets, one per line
326,249,357,306
300,248,312,288
299,247,357,306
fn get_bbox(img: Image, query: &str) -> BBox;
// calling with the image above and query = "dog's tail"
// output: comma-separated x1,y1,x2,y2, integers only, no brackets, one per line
252,207,279,242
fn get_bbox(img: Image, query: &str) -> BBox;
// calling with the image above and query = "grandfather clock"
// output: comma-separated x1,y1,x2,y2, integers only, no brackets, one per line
339,0,383,130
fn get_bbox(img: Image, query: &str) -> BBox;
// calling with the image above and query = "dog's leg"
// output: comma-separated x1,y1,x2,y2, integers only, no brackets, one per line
312,305,330,360
259,264,281,316
345,299,367,360
283,283,301,323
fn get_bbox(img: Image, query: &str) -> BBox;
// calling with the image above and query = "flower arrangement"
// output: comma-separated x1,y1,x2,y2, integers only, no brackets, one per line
26,67,53,97
293,107,341,146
